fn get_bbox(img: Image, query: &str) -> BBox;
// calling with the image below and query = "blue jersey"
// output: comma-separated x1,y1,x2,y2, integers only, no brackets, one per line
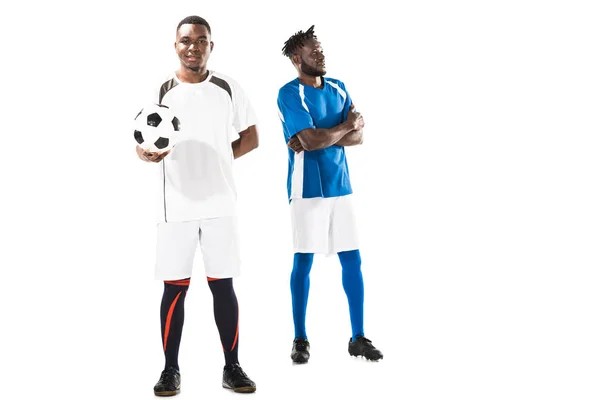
277,77,353,201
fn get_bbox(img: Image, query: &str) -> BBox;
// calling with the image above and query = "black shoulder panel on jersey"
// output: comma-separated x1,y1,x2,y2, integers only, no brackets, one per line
209,75,232,100
159,78,179,104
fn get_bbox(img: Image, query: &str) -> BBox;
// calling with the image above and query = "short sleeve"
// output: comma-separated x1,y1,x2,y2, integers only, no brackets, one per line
277,86,315,141
338,80,353,122
231,80,258,133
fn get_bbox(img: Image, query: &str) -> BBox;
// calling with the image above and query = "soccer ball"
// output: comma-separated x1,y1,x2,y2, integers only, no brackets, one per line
133,104,181,153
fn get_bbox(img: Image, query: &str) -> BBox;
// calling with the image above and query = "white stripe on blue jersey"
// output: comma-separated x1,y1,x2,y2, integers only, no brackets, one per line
291,151,304,198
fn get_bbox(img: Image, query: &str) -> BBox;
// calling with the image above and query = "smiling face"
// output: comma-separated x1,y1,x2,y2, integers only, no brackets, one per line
175,23,213,72
294,37,326,77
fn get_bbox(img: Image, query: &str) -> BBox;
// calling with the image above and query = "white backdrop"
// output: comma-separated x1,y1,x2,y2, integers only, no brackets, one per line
1,0,599,399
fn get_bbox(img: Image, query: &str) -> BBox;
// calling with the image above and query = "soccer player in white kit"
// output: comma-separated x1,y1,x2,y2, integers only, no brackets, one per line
277,25,383,364
136,16,258,395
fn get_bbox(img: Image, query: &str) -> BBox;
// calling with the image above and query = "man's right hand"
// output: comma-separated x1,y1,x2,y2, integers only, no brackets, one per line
287,135,305,153
136,145,170,163
347,104,365,131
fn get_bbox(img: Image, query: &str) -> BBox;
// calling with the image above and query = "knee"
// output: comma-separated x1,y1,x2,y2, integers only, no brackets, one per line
338,250,362,269
293,253,314,274
207,278,234,296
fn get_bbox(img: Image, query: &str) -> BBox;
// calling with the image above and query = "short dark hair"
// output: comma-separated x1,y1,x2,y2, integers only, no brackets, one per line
176,15,211,35
282,25,317,58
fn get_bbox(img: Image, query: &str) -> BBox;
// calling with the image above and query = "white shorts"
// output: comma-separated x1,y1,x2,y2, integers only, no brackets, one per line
290,195,359,255
155,216,241,280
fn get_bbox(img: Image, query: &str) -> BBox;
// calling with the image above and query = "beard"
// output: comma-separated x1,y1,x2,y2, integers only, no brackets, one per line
300,59,325,77
186,64,200,72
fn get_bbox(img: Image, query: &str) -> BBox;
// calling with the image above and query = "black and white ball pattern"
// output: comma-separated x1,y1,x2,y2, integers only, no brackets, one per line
133,104,181,153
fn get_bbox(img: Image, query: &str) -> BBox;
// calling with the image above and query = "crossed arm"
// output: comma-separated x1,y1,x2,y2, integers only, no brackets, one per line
288,104,364,153
335,129,363,146
289,127,362,152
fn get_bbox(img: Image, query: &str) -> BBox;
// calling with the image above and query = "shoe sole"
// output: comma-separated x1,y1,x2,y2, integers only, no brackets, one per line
222,383,256,393
154,389,180,396
349,351,383,361
291,355,309,364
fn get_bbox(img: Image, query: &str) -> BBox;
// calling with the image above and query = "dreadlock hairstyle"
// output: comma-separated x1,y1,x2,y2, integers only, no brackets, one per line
176,15,211,34
281,25,317,58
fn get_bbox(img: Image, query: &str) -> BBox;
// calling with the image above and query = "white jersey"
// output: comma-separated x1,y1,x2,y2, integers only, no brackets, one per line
152,71,257,222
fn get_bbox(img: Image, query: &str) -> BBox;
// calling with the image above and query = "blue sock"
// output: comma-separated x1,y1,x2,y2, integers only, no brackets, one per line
290,252,314,339
338,250,364,341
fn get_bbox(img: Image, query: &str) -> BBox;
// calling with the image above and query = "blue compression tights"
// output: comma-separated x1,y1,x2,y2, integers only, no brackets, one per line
290,250,364,341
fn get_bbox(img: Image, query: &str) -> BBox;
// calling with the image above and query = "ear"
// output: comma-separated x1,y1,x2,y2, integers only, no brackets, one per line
291,54,300,66
210,41,214,52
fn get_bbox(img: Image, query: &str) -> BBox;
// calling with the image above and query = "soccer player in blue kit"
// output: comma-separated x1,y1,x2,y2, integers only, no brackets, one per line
277,25,383,363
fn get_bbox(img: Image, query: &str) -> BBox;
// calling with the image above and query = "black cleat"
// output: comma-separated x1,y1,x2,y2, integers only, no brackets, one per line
291,338,310,364
222,363,256,393
154,366,181,396
348,335,383,361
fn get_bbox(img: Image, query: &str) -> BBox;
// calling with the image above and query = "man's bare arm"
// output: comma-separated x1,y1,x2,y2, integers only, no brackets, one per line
295,107,364,151
335,129,363,147
232,125,259,159
294,123,353,151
